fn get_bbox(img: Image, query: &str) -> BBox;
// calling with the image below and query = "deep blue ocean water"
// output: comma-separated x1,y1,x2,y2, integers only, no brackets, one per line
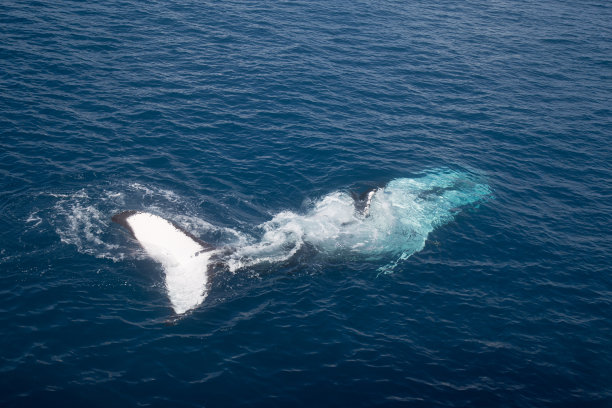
1,0,611,406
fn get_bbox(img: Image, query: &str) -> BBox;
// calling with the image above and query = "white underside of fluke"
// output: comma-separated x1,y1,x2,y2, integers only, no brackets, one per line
124,212,214,314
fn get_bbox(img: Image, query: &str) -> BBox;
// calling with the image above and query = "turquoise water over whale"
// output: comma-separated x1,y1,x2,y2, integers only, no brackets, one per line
1,0,611,407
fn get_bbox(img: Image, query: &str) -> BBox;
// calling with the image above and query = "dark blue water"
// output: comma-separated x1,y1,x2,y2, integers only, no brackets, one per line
1,0,611,406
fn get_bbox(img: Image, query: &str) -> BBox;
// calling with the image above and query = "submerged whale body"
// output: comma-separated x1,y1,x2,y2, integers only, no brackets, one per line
112,211,217,314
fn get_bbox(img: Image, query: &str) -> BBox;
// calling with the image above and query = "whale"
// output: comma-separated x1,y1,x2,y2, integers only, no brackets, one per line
112,189,378,312
112,189,376,312
110,172,490,314
112,211,217,315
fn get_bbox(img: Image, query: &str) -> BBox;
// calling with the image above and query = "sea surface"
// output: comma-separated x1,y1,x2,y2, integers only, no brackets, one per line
1,1,611,407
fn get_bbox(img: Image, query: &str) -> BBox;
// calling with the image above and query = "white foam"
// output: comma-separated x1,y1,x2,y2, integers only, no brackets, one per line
55,199,123,261
227,169,491,273
129,183,179,202
26,212,42,228
50,184,205,263
124,212,214,314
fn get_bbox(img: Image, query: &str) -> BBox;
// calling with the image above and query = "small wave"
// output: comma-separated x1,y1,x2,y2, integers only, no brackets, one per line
25,212,42,228
129,183,180,203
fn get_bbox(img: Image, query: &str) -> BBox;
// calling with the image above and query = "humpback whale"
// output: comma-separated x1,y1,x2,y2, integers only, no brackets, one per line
109,171,490,315
112,211,217,314
112,192,380,313
110,173,489,315
112,189,377,313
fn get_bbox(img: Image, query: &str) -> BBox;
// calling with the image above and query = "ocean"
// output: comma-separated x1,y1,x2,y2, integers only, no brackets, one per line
1,0,610,406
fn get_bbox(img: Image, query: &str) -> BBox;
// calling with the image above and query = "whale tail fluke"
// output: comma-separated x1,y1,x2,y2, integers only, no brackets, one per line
112,211,216,315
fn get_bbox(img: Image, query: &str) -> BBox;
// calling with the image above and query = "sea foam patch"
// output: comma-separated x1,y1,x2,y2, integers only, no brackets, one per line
227,169,491,273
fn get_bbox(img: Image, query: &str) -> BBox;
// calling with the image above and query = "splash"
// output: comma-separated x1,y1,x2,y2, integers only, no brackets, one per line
227,169,491,273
